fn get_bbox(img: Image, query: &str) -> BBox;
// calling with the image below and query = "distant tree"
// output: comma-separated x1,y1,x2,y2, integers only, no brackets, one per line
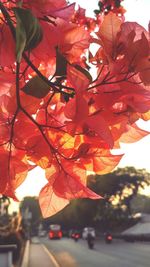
88,167,150,225
131,194,150,214
0,196,10,216
20,197,42,235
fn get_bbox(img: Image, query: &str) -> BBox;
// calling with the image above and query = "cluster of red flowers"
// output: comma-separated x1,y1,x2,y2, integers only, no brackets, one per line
0,0,149,217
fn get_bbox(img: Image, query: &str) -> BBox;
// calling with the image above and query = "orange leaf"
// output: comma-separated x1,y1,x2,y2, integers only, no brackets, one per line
67,65,90,92
119,124,149,143
0,24,15,66
0,148,28,197
13,112,39,148
83,149,123,175
136,57,150,86
93,153,123,174
24,134,52,169
97,12,121,59
20,91,42,114
53,161,101,200
39,183,69,218
86,113,114,148
40,160,101,217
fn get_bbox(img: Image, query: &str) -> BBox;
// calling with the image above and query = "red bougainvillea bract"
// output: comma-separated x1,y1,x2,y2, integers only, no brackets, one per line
0,0,150,217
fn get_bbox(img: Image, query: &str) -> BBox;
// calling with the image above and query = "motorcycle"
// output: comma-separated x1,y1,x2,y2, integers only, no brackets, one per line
105,233,113,244
73,233,80,242
87,233,95,249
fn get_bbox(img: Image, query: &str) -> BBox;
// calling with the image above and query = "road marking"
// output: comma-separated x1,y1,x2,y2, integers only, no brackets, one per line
42,244,61,267
21,240,30,267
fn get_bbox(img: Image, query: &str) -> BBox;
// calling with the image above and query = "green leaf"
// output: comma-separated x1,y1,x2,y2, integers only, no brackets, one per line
13,7,43,62
55,48,67,77
17,1,23,7
94,9,100,15
74,65,92,83
22,76,50,99
14,10,26,63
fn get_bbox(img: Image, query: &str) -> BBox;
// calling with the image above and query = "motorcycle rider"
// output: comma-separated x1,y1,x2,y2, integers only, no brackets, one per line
87,232,95,249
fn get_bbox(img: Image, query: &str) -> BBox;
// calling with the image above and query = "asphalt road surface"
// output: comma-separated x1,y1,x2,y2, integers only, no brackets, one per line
40,237,150,267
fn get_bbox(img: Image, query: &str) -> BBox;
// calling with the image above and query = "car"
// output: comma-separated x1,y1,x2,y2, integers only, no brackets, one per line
49,224,62,239
82,227,96,239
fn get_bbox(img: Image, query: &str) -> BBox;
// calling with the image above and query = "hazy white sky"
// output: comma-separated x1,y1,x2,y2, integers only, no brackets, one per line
70,0,150,29
15,0,150,203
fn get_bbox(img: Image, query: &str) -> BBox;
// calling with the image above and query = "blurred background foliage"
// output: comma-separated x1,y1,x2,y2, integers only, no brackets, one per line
19,167,150,233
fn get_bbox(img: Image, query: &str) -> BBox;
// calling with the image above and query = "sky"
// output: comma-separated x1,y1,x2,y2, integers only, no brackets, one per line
11,0,150,211
70,0,150,31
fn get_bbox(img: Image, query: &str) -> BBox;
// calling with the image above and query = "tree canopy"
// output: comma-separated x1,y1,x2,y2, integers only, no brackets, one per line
0,0,150,217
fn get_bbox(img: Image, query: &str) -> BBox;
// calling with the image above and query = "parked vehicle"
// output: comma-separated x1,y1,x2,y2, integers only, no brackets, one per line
82,227,96,239
49,224,62,239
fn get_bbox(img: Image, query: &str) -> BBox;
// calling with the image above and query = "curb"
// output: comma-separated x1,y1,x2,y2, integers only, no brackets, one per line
21,240,30,267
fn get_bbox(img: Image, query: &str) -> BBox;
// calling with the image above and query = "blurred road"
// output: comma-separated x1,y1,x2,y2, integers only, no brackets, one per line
40,237,150,267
